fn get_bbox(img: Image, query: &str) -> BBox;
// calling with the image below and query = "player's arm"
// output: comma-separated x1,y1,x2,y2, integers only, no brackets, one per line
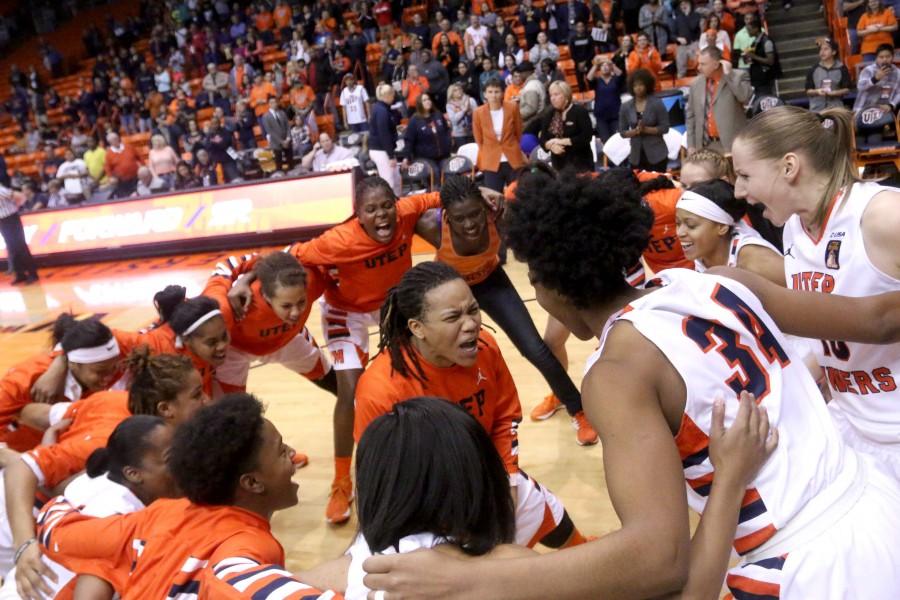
352,370,394,443
490,352,523,477
363,323,691,599
29,355,67,405
72,575,115,600
414,208,441,248
399,191,442,218
735,245,785,287
7,458,57,598
861,189,900,279
710,266,900,344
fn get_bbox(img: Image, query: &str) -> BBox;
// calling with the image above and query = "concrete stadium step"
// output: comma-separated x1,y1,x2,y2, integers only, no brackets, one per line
768,20,828,38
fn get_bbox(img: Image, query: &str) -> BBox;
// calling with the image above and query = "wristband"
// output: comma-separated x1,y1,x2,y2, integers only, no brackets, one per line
13,538,37,565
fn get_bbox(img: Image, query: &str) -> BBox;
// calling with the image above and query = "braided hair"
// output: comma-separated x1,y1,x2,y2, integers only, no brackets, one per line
126,347,195,416
378,262,464,383
440,174,483,210
354,175,397,213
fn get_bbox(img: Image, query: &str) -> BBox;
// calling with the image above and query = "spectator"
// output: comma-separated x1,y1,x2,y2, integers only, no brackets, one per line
249,74,277,117
487,19,510,60
845,0,868,53
56,148,90,204
740,16,779,96
854,43,900,113
540,81,595,172
173,160,202,190
686,46,752,152
181,119,206,155
520,0,545,47
446,82,478,151
499,33,525,67
0,184,38,284
273,0,293,42
410,36,429,69
339,74,370,133
672,0,702,79
203,116,240,182
806,38,852,113
613,34,634,75
148,134,180,189
549,0,590,44
698,17,732,60
464,14,490,61
193,149,220,186
154,64,172,99
407,13,431,43
290,112,317,160
473,77,526,191
261,96,292,173
436,33,462,70
479,1,500,28
403,93,452,167
452,61,480,100
433,18,463,56
229,54,255,97
83,136,107,186
301,132,355,172
504,70,524,101
708,0,737,38
369,83,402,194
104,132,141,198
401,65,430,115
539,57,567,87
587,55,625,141
418,50,451,109
569,21,595,92
857,0,898,60
731,12,757,69
374,0,393,32
529,31,561,64
45,179,67,208
134,166,167,196
517,61,547,133
359,4,379,43
627,32,663,83
202,62,229,98
478,57,501,101
620,68,670,172
590,0,622,53
639,0,670,53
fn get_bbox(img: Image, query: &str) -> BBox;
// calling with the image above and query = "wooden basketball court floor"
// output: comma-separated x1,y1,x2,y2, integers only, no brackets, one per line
0,248,620,573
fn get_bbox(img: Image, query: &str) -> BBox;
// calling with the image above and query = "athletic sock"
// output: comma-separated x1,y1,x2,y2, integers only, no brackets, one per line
334,456,352,483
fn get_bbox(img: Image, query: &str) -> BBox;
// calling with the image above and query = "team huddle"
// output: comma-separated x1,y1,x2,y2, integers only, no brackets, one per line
1,104,900,599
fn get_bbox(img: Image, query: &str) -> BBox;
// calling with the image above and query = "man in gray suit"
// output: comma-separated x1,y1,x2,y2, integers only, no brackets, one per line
686,46,753,153
262,96,292,172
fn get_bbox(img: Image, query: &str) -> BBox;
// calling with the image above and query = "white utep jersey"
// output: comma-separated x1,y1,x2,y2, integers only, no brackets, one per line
783,181,900,444
694,222,780,272
598,269,856,557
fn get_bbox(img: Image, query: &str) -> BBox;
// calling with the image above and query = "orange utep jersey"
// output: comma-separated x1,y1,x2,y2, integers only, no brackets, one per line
0,353,62,451
354,330,522,474
113,326,215,396
23,390,130,488
205,259,326,357
643,187,693,273
290,192,441,313
434,211,501,286
37,497,341,599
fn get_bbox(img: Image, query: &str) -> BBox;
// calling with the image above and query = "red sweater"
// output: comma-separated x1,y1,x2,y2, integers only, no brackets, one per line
104,144,141,181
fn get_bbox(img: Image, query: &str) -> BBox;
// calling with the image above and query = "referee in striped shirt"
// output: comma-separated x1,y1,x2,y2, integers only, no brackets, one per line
0,183,38,284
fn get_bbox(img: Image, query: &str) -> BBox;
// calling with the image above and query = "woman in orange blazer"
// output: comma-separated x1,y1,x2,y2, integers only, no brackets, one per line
472,77,527,191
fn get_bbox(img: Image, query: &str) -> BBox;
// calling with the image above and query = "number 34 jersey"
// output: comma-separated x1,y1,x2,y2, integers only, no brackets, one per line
603,269,856,558
783,181,900,446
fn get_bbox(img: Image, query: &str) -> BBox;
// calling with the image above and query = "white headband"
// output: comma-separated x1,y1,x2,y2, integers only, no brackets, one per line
66,338,120,364
175,310,222,348
677,190,735,226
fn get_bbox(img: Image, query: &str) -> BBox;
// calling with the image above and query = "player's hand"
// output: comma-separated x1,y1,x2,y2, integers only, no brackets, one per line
30,358,66,404
479,186,505,217
15,542,57,600
364,549,468,600
227,279,254,320
41,418,72,446
709,391,778,489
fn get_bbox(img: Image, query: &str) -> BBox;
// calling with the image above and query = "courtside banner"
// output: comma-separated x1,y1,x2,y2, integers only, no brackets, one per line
0,171,354,261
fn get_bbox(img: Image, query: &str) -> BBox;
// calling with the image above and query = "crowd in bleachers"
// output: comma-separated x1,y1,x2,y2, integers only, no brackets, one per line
0,0,897,210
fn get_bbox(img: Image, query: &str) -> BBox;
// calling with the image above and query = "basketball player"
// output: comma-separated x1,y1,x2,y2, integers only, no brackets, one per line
1,316,121,452
414,176,596,445
0,416,176,599
675,179,784,284
35,393,337,599
8,351,207,599
732,106,900,479
356,262,589,550
362,170,900,598
679,147,735,188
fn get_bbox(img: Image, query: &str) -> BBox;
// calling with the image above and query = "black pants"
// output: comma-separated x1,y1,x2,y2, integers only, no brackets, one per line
483,162,516,192
0,212,37,280
113,177,137,199
471,267,582,415
271,147,291,172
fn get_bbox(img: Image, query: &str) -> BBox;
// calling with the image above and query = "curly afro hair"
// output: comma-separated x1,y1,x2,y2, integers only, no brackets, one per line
167,393,265,506
506,169,654,309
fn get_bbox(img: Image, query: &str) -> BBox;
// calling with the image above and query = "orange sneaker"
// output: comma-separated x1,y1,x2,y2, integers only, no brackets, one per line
291,452,309,469
325,476,353,524
530,394,564,421
572,412,599,446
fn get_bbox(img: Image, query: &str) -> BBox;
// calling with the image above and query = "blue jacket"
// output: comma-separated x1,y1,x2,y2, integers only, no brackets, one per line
368,100,399,157
403,112,451,162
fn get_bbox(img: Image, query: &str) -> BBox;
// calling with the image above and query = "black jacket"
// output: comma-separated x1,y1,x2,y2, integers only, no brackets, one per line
538,102,594,172
369,100,399,157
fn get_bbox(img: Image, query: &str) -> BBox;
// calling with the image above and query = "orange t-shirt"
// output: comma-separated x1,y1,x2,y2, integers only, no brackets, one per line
471,0,495,15
432,31,464,55
23,390,130,488
639,183,693,273
626,48,663,85
858,9,898,55
290,85,315,111
504,81,523,103
37,497,339,599
434,212,501,285
204,264,325,357
291,192,441,313
354,330,522,474
402,76,430,109
249,82,278,116
255,11,274,31
0,353,64,451
273,5,293,29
